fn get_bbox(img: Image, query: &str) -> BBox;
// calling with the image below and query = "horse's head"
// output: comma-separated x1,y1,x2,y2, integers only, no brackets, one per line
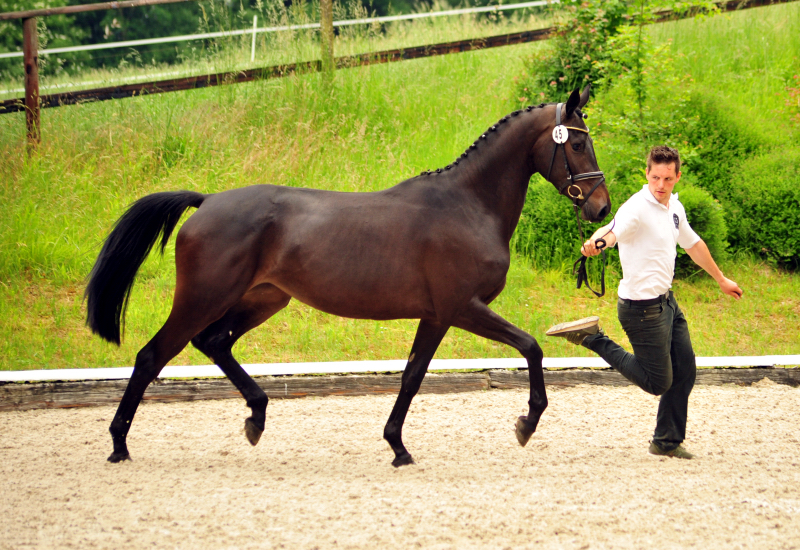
535,85,611,223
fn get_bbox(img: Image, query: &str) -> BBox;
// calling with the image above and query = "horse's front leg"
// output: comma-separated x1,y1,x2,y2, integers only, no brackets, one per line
384,319,449,467
452,297,546,447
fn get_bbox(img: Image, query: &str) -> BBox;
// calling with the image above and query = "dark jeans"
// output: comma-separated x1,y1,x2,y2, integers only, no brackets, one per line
583,291,696,450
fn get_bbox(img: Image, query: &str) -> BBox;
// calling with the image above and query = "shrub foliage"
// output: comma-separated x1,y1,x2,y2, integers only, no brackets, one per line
725,151,800,269
516,0,630,103
514,0,799,272
673,184,728,277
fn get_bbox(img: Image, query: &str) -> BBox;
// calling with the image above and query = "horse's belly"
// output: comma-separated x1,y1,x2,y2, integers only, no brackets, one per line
296,295,429,321
270,274,434,321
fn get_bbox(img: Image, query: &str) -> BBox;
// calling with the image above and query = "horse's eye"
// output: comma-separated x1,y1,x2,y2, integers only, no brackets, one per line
572,142,584,152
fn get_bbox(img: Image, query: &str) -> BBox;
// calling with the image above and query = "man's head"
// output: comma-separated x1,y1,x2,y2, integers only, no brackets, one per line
646,146,682,206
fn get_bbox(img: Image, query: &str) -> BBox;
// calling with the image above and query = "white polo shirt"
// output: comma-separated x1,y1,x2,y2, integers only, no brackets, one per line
612,185,701,300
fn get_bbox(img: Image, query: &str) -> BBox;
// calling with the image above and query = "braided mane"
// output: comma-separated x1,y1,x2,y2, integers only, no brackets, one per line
417,103,554,177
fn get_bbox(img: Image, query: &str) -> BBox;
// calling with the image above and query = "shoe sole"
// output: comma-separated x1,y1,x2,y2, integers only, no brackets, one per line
648,442,694,459
545,316,600,336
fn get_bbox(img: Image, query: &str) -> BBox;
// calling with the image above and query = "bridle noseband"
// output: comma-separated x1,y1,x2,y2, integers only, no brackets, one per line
545,102,609,298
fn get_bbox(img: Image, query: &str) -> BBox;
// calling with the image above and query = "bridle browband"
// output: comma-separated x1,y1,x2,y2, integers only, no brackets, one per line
545,102,609,297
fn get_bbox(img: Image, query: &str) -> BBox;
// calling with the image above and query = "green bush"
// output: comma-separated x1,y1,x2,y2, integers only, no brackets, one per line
675,96,800,269
724,150,800,269
674,183,728,277
681,94,765,200
514,0,800,273
515,0,630,103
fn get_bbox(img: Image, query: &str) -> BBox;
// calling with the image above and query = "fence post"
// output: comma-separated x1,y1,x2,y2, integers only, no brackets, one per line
22,17,40,152
250,15,257,63
320,0,334,72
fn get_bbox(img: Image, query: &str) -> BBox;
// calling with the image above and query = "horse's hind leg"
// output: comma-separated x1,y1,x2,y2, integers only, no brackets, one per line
108,281,255,462
384,319,449,467
191,284,291,447
452,298,546,448
108,310,231,463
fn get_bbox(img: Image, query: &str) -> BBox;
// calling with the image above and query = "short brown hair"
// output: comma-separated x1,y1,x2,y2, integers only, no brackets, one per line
647,146,681,174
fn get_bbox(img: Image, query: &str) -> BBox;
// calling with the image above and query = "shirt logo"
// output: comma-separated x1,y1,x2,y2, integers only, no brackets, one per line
673,213,679,229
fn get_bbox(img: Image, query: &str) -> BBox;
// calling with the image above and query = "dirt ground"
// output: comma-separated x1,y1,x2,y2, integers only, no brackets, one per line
1,380,799,550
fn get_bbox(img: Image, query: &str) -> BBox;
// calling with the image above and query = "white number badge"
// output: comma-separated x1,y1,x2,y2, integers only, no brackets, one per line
552,125,569,144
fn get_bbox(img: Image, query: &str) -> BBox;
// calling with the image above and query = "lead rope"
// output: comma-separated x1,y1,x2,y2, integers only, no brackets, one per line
572,218,615,298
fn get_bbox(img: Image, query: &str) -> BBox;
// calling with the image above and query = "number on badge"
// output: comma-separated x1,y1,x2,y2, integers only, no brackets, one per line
552,125,569,144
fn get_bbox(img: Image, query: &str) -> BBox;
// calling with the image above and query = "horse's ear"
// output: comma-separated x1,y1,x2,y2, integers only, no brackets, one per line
579,84,591,109
565,88,581,117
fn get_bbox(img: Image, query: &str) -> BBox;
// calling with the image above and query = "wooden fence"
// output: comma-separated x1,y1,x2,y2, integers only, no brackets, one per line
0,26,555,116
0,0,334,150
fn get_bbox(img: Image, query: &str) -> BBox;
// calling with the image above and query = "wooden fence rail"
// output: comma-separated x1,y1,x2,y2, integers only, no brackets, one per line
0,27,555,116
1,367,797,412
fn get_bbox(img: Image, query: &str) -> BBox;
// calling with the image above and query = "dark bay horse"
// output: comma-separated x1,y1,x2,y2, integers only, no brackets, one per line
86,86,610,467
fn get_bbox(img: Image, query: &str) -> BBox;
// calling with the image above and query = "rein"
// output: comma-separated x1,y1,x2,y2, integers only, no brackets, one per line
572,220,614,298
545,102,608,298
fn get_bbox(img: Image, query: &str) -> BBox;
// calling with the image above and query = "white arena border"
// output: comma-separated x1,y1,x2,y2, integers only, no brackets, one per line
2,355,798,383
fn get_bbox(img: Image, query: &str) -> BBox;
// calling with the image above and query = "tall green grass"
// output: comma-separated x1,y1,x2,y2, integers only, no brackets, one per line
649,2,800,143
0,3,798,371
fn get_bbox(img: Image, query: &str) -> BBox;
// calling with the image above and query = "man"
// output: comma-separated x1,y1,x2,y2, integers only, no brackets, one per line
546,146,743,459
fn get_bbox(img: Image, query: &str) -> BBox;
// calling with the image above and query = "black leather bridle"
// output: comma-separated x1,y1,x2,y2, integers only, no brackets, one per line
545,102,609,298
545,102,606,210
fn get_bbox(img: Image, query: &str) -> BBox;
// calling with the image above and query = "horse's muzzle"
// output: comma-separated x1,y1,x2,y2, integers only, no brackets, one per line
581,200,611,223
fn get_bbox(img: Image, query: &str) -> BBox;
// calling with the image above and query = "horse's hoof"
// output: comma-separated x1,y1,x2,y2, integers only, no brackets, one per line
107,451,131,463
391,452,415,468
244,417,263,446
515,416,536,447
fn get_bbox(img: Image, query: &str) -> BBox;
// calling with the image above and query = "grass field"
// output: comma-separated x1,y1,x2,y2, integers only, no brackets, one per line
649,2,800,147
1,2,798,371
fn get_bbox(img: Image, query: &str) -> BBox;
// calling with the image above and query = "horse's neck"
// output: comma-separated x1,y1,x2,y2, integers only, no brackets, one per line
458,115,543,242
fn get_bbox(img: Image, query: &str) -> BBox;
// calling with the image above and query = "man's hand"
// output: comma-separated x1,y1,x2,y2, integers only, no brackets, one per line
719,276,743,300
581,227,616,257
581,239,603,257
685,241,744,300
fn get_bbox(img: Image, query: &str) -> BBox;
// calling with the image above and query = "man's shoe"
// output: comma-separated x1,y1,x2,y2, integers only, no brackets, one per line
545,316,600,345
648,441,695,459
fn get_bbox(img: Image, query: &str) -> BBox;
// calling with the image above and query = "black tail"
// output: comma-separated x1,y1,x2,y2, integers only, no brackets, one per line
85,191,206,345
